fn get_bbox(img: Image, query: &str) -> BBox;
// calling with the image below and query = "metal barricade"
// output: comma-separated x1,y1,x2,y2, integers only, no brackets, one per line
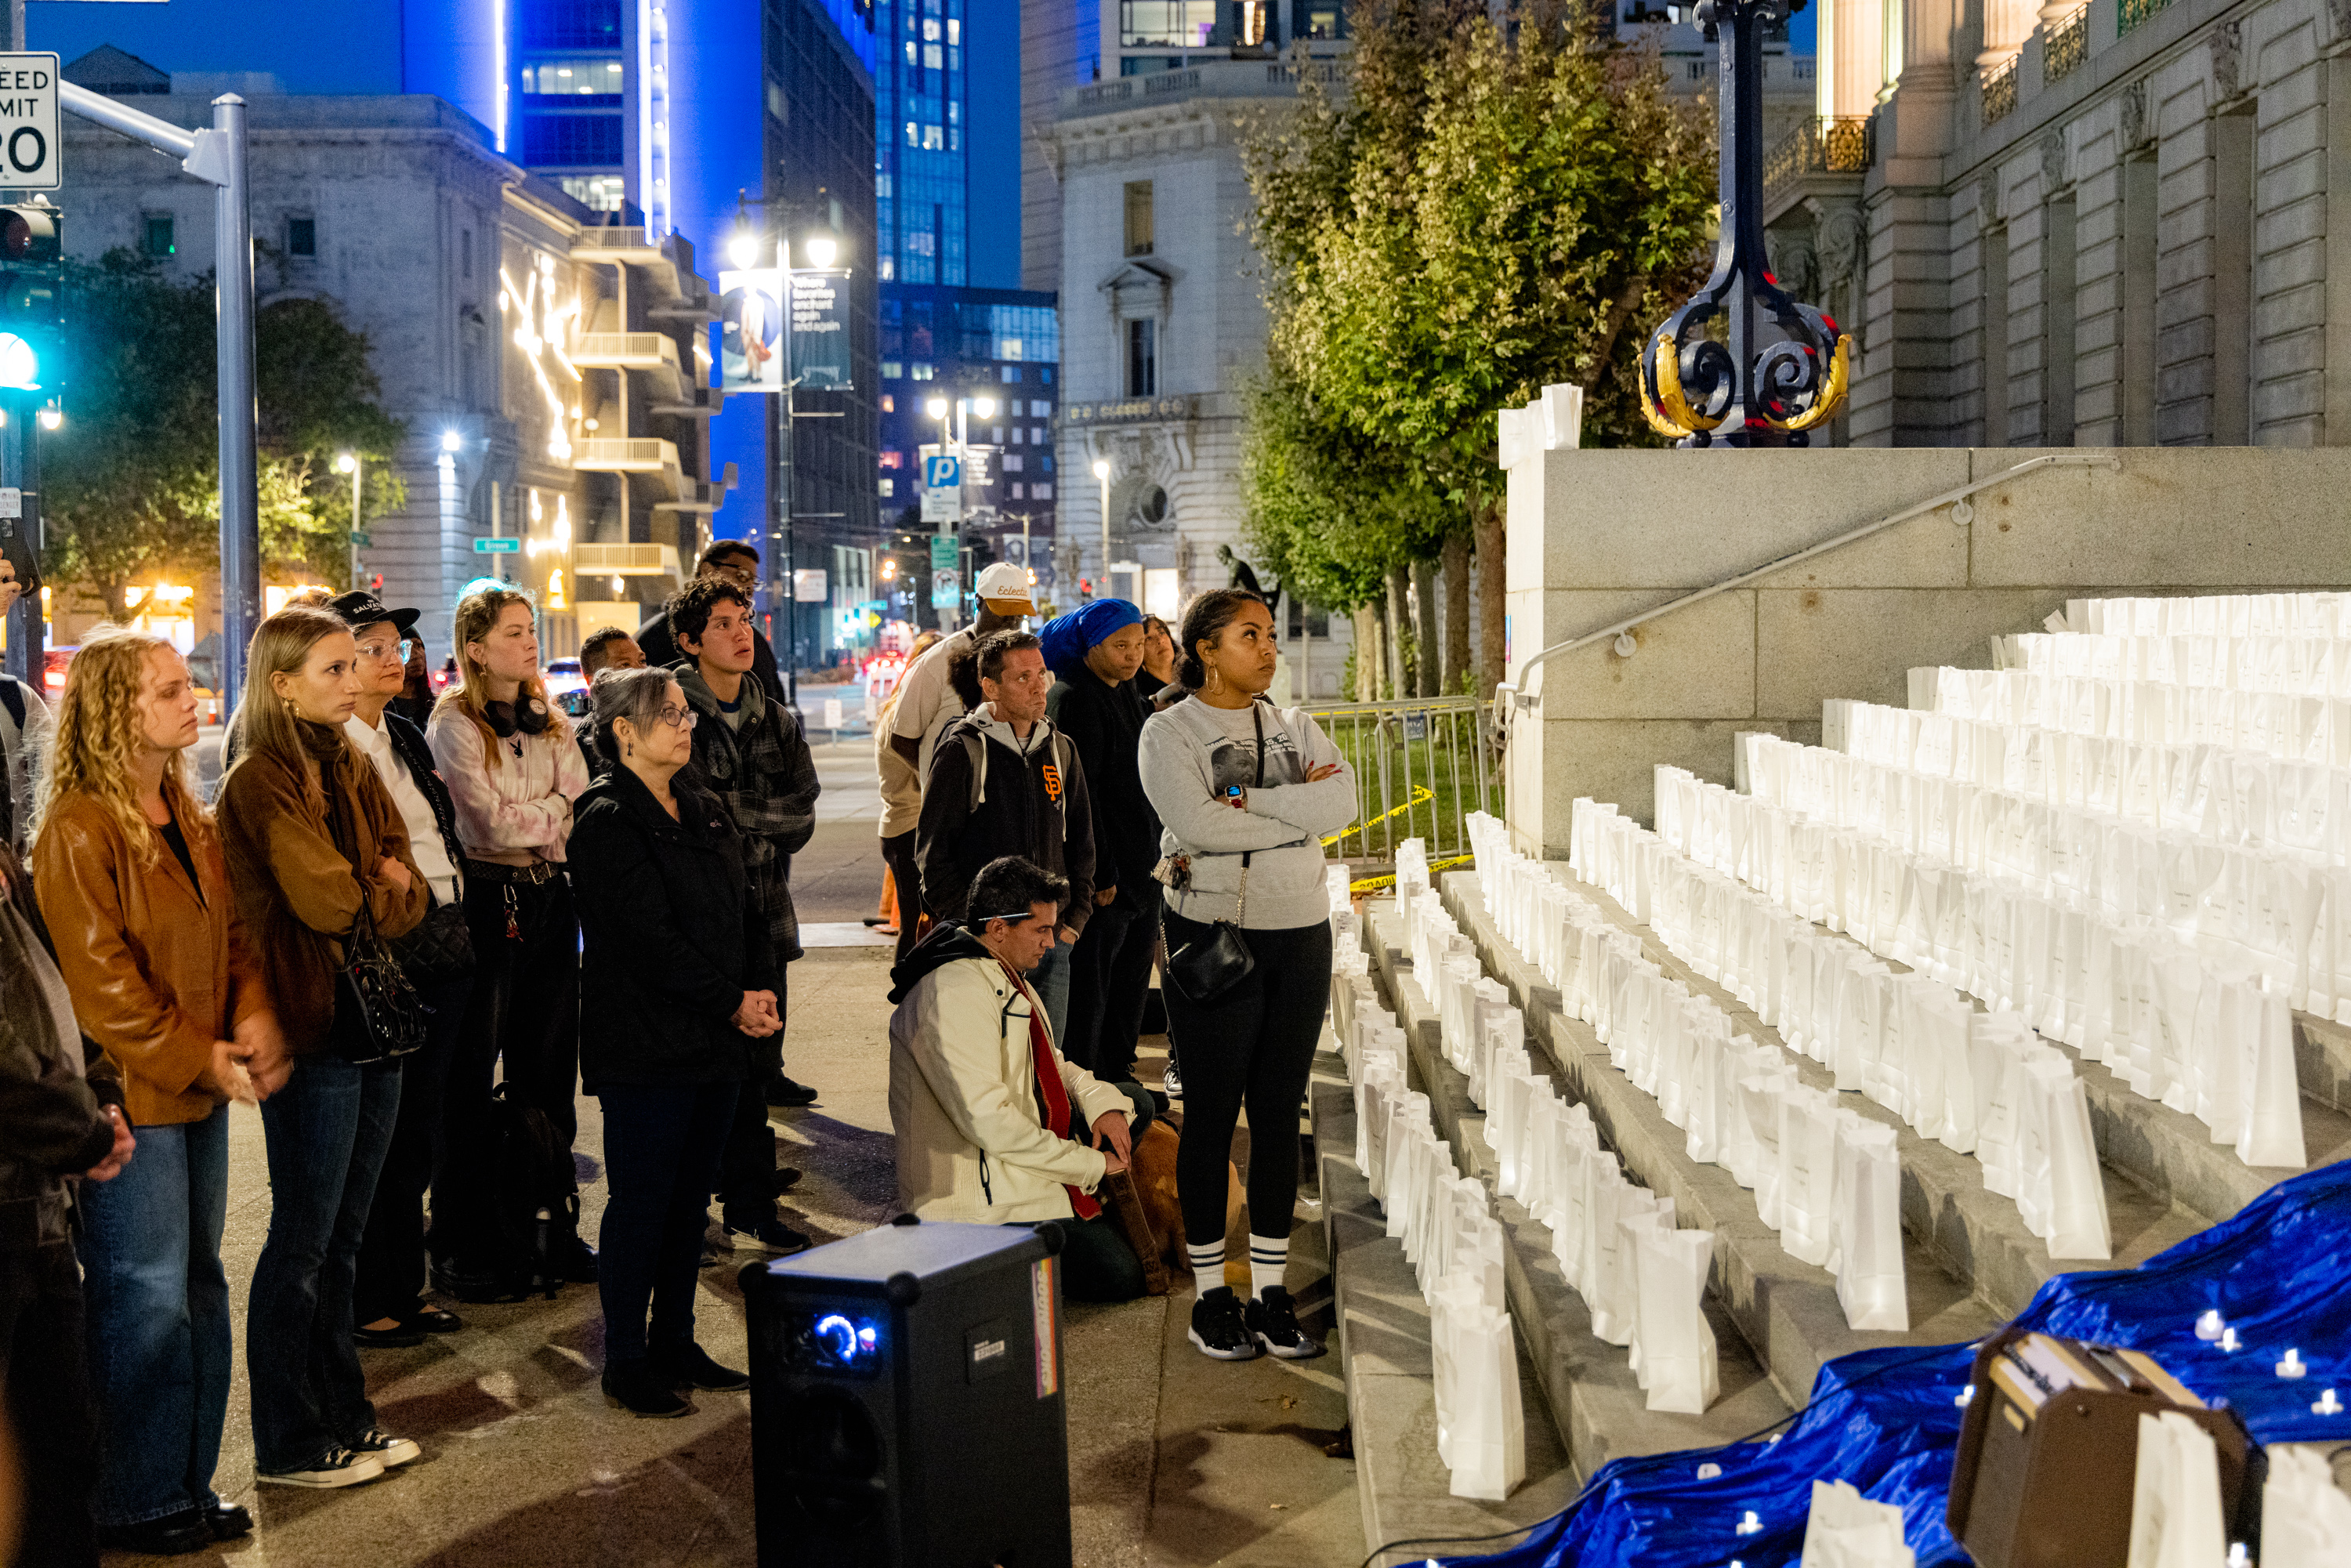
1301,695,1495,866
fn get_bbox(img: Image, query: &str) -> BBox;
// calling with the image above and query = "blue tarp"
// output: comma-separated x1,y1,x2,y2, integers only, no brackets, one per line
1442,1157,2351,1567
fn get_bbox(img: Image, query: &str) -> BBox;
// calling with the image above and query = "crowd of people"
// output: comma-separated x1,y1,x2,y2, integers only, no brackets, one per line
0,538,1357,1565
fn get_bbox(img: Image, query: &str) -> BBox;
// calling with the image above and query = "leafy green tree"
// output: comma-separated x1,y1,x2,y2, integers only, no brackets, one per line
42,253,405,619
1241,0,1715,695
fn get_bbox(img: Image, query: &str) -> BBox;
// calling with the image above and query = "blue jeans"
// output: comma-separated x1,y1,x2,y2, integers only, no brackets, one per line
248,1056,403,1473
77,1106,232,1527
1032,936,1074,1048
600,1082,739,1364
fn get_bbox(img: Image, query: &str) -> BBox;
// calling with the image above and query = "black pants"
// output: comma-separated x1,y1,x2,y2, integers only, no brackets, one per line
881,827,922,967
435,872,581,1269
1,1240,99,1568
355,971,472,1321
1064,896,1162,1081
1161,912,1332,1248
600,1081,737,1364
716,966,789,1226
1031,1215,1145,1303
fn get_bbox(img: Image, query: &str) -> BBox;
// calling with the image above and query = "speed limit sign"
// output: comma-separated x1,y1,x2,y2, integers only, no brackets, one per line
0,56,59,190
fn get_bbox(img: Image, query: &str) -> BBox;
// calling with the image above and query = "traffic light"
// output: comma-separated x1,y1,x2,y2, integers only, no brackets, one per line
0,205,62,393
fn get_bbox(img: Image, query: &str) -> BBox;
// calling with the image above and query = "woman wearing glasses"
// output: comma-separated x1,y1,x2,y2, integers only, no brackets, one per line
568,667,781,1418
329,592,474,1347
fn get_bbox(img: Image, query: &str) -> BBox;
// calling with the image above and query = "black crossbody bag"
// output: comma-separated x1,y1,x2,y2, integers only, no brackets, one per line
324,792,429,1065
1165,704,1264,1005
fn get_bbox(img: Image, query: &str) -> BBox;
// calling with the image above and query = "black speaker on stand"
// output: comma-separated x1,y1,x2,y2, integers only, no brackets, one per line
741,1217,1074,1568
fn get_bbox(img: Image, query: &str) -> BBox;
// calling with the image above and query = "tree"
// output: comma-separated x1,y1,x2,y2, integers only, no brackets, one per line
42,253,406,620
1240,0,1715,697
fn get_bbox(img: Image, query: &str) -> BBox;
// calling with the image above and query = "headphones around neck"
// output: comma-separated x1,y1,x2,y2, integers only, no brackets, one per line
485,697,550,737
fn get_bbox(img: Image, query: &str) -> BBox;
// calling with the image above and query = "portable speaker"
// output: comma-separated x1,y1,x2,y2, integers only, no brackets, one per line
741,1217,1073,1568
1946,1328,2259,1568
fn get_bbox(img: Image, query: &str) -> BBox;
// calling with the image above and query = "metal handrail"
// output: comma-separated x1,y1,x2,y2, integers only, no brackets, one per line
1489,452,2121,739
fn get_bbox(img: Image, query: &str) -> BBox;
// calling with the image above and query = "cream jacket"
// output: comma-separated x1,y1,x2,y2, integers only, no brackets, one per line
888,953,1134,1222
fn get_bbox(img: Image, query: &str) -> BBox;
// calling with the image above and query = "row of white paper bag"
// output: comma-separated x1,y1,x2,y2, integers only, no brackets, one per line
2001,628,2351,696
2062,591,2351,640
1666,753,2311,1170
1458,820,1918,1324
1914,664,2351,770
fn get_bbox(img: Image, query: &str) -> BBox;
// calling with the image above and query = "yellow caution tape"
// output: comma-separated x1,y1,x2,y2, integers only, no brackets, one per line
1320,784,1436,848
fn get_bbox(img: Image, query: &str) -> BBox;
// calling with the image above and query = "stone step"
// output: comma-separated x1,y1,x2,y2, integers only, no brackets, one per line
1310,1060,1581,1567
2296,1011,2351,1117
1338,939,1795,1485
1370,896,2020,1410
1469,864,2351,1229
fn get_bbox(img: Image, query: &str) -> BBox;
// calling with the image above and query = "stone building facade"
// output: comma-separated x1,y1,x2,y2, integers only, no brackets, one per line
1779,0,2351,448
55,87,724,661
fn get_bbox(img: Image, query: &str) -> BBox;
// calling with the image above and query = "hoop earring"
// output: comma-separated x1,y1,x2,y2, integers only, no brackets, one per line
1207,665,1223,693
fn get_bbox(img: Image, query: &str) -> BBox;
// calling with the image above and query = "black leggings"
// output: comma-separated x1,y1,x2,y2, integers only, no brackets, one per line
1161,911,1333,1248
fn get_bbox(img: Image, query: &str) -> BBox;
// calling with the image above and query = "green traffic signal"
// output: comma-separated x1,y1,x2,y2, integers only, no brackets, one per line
0,205,61,392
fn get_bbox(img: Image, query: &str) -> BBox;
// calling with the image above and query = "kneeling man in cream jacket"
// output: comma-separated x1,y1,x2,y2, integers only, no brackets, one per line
888,854,1152,1300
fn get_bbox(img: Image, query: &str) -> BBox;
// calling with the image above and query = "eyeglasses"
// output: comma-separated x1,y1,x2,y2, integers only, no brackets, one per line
357,638,414,664
656,704,697,730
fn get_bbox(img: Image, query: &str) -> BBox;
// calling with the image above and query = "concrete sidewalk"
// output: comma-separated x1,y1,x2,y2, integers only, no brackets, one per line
114,943,1362,1566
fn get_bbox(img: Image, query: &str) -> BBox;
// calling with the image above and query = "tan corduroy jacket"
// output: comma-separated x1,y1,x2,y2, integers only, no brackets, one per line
218,727,428,1056
32,793,272,1126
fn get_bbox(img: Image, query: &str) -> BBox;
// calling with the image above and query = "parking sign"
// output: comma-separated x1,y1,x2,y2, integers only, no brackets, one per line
923,454,962,490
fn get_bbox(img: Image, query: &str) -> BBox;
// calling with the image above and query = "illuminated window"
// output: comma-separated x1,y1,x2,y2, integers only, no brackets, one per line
1124,182,1153,257
882,360,904,378
880,394,897,411
142,212,175,257
911,363,935,379
879,478,895,496
925,43,943,67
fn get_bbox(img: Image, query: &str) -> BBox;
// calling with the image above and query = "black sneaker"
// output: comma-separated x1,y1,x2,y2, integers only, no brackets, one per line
723,1215,812,1254
430,1258,529,1304
1186,1287,1259,1361
765,1074,820,1107
95,1509,212,1555
549,1233,600,1284
347,1426,422,1467
651,1342,752,1391
1247,1286,1326,1360
255,1446,386,1489
202,1501,254,1541
603,1360,691,1418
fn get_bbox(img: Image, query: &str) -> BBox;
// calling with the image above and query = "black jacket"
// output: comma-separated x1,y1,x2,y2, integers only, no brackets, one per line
917,708,1096,932
636,611,786,704
382,710,463,893
568,766,781,1091
1049,669,1159,911
0,856,122,1251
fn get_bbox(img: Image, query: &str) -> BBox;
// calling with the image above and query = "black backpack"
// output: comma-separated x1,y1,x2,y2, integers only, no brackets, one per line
487,1082,578,1299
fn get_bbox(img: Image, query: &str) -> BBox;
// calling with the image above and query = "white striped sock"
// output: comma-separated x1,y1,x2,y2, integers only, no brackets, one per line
1187,1240,1226,1291
1248,1233,1288,1299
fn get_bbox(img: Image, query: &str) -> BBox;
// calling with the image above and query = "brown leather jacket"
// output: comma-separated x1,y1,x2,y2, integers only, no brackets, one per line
1,851,125,1248
218,725,428,1056
31,792,270,1127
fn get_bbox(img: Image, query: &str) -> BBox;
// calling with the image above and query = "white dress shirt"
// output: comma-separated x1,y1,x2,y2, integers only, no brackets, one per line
345,711,462,905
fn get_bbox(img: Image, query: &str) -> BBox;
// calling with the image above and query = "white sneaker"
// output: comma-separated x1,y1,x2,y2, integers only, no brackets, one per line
1164,1053,1184,1099
257,1446,387,1489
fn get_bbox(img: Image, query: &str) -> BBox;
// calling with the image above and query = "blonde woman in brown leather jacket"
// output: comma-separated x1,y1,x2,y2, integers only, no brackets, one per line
216,607,428,1492
30,628,277,1555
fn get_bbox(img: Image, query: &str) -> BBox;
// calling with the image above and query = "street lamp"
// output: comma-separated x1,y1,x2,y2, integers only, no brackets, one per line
728,226,761,269
802,233,838,270
1092,458,1111,602
336,451,361,589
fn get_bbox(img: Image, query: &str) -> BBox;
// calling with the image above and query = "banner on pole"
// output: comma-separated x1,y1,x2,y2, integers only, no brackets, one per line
717,267,784,392
788,270,852,391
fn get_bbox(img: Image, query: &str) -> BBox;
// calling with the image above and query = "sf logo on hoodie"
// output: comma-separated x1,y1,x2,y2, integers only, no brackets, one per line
1041,762,1063,802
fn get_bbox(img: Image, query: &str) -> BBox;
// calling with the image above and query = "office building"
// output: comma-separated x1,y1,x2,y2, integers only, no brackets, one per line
55,55,726,662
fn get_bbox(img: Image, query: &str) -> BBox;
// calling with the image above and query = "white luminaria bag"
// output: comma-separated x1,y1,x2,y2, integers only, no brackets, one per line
2227,977,2309,1168
1799,1478,1915,1568
1776,1085,1842,1267
2125,1411,2226,1568
1581,1175,1647,1345
1625,1220,1719,1414
1739,1066,1800,1223
1829,1114,1909,1331
2018,1054,2113,1260
1429,1276,1526,1501
2260,1444,2351,1568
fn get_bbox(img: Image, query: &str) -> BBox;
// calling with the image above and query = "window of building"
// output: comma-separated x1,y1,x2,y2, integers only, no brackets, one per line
1010,483,1023,499
1033,483,1053,500
1121,0,1215,45
288,216,317,259
1124,181,1154,256
1003,365,1020,382
879,477,896,496
881,393,896,412
558,175,626,212
1307,6,1339,37
142,212,176,258
1041,454,1054,473
882,361,904,379
520,59,625,96
911,363,936,380
879,449,904,467
458,227,469,276
1041,368,1053,384
523,113,624,166
1125,318,1157,397
1004,454,1023,472
518,0,624,51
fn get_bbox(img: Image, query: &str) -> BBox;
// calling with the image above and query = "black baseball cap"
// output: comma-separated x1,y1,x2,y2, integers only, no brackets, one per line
327,589,420,636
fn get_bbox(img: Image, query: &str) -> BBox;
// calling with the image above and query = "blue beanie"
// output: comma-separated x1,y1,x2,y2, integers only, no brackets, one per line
1038,598,1143,677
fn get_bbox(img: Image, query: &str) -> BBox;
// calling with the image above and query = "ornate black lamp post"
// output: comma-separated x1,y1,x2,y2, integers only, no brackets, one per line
1639,0,1850,447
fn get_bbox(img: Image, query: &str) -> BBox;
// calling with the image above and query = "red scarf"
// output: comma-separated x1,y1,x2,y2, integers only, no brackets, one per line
1002,961,1101,1220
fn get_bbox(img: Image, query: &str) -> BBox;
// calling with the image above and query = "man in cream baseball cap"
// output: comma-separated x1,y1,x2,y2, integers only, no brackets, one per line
973,559,1037,616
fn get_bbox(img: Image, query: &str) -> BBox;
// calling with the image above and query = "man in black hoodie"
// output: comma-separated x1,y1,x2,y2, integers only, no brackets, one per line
917,632,1096,1045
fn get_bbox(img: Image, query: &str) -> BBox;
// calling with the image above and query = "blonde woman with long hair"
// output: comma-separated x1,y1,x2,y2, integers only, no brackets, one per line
216,606,428,1490
30,628,279,1552
426,584,594,1299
